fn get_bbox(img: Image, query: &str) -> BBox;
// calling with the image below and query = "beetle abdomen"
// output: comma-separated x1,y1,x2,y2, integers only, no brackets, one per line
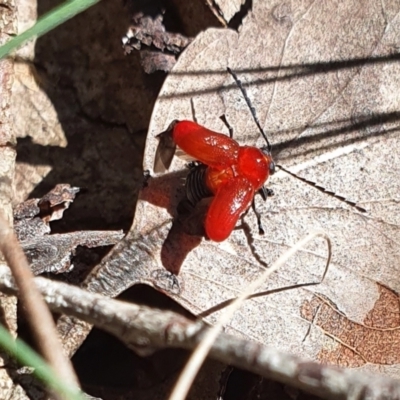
185,164,212,206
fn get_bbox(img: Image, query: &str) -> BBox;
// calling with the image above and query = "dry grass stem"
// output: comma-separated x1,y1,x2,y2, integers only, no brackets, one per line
0,213,80,398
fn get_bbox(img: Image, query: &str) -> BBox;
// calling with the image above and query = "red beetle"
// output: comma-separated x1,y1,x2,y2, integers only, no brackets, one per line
153,68,278,242
171,121,274,241
155,119,275,242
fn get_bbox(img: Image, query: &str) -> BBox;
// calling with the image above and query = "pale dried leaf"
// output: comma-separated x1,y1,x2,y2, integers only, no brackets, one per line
73,0,400,376
0,0,30,397
208,0,245,24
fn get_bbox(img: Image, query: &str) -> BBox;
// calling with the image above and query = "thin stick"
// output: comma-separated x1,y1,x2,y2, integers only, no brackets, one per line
0,214,80,398
0,265,398,399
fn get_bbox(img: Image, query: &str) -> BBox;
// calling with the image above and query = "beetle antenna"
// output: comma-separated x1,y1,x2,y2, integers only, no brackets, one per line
227,67,272,152
276,164,367,213
227,68,365,213
219,114,234,138
190,98,198,123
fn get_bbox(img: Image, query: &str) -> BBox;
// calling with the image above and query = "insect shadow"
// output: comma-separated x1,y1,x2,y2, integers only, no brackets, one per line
142,164,274,275
140,168,206,275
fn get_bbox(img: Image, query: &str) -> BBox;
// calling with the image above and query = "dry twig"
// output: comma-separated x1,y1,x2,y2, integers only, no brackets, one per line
0,264,398,399
0,214,80,398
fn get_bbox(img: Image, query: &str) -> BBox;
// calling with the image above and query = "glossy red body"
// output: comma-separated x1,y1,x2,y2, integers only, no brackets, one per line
172,120,273,242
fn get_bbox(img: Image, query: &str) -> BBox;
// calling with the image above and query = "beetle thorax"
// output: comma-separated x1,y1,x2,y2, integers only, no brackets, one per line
204,146,272,194
236,146,272,190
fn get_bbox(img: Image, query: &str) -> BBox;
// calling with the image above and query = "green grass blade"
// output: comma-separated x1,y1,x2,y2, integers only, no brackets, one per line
0,324,85,400
0,0,101,59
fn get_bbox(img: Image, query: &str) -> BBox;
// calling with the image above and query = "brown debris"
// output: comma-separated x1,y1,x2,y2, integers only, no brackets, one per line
21,230,124,275
13,185,123,274
14,184,79,241
301,285,400,367
0,213,81,395
140,49,178,74
122,12,192,73
123,12,192,53
13,198,41,220
37,183,80,222
14,217,50,242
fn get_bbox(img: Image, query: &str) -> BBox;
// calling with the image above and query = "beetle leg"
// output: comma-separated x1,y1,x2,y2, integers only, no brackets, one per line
219,114,234,138
253,187,274,234
142,169,151,188
251,199,265,235
258,186,274,201
190,98,198,123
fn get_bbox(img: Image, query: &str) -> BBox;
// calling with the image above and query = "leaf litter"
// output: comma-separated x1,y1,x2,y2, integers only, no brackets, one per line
59,0,400,377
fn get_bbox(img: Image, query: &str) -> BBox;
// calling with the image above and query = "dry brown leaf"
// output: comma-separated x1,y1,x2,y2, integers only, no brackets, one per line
0,0,31,397
20,230,123,275
63,0,400,378
14,184,80,240
11,184,123,275
122,12,193,73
